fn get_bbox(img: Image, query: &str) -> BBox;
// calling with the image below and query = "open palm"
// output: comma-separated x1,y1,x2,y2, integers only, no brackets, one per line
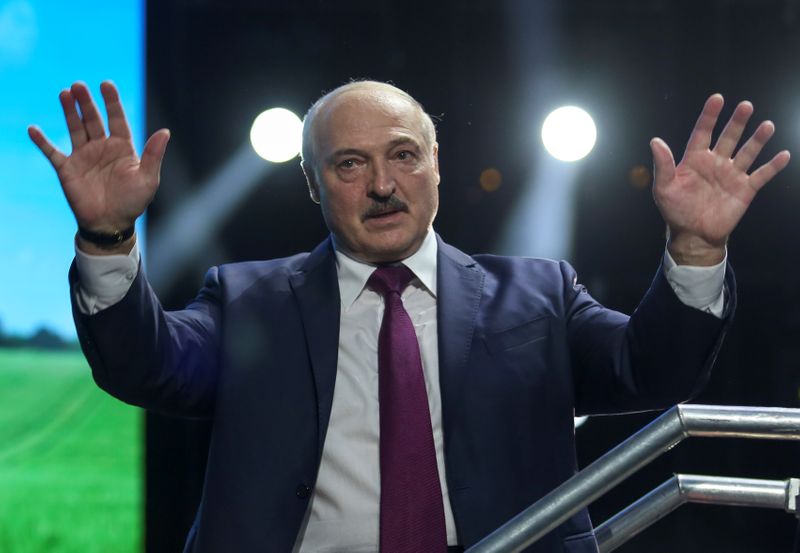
28,81,170,233
651,94,790,264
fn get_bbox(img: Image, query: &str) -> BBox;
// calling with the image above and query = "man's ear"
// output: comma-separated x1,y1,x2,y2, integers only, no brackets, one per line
301,161,321,204
432,142,440,186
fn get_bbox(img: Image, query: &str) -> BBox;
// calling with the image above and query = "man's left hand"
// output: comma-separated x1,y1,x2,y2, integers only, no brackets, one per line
651,93,790,266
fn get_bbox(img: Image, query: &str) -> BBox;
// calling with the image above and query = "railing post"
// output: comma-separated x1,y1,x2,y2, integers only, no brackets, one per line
465,405,800,553
595,475,800,552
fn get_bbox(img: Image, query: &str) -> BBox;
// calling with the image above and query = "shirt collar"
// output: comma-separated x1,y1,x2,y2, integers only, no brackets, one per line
334,228,438,310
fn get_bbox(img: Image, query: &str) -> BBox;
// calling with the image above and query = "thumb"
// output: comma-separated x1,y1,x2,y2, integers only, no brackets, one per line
141,128,171,184
650,137,676,188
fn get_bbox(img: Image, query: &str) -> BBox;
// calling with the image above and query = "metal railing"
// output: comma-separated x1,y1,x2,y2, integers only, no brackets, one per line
465,405,800,553
595,474,800,552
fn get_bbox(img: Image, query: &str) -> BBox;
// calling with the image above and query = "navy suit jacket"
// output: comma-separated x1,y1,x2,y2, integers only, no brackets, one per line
71,235,733,553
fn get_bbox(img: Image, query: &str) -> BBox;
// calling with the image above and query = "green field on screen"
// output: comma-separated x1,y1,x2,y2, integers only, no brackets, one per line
0,348,141,553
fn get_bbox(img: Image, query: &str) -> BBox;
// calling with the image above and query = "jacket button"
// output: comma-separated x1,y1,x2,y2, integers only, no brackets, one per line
296,484,311,499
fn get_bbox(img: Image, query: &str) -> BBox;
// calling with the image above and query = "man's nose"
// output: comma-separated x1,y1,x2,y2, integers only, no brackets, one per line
368,161,395,198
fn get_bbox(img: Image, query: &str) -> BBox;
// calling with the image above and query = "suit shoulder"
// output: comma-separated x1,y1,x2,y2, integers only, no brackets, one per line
471,253,573,277
207,252,311,294
466,254,585,304
218,252,310,277
438,237,571,278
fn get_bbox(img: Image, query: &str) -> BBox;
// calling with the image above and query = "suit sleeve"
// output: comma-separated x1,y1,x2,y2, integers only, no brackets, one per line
70,260,223,418
565,261,735,415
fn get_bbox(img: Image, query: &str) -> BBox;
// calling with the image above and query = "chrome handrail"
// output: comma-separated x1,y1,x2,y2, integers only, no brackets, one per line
595,474,800,552
465,405,800,553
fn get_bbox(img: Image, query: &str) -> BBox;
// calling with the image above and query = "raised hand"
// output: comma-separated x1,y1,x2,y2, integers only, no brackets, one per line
28,81,170,250
650,94,790,265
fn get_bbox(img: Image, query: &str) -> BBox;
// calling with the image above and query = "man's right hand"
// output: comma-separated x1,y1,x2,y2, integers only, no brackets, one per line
28,81,170,254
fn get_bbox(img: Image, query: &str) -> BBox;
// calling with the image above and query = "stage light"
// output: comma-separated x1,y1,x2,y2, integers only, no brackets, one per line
249,108,302,163
479,167,503,192
541,106,597,162
629,164,651,189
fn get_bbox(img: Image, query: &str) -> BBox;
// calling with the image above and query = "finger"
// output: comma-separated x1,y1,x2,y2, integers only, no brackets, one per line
140,129,171,184
59,89,88,148
71,82,106,139
748,150,791,191
713,100,753,159
733,120,775,172
650,137,676,188
27,125,67,169
685,93,724,153
100,80,132,139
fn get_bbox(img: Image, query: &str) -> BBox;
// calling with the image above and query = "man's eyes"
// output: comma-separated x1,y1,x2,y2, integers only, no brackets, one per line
338,159,360,170
336,150,416,170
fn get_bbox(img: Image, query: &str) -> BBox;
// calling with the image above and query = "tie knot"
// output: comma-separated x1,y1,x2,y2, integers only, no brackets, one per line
368,265,415,297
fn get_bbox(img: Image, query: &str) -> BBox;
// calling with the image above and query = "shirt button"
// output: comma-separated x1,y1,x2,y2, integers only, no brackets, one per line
296,484,311,499
125,272,135,281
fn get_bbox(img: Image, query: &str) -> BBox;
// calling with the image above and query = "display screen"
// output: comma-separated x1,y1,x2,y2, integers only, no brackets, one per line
0,1,144,551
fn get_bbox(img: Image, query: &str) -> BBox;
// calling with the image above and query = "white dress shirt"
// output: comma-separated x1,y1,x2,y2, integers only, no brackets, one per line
292,230,453,551
73,229,726,550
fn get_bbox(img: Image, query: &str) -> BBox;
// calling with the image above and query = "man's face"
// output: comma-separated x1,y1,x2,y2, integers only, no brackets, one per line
305,89,440,264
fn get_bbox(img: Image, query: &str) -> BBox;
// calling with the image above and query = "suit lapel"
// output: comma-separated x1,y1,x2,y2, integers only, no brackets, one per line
288,237,341,461
436,237,484,424
286,235,484,466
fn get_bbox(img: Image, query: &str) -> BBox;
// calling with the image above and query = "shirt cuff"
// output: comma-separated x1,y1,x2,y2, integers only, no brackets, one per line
663,248,726,319
73,239,141,315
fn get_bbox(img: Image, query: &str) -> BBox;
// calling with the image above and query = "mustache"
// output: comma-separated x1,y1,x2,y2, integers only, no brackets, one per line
362,196,409,220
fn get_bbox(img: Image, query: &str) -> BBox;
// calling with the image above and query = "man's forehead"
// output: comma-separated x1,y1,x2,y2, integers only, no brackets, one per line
315,88,427,146
321,87,420,126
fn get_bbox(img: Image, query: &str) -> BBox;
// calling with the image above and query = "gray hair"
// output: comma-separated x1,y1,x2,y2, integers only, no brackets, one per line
300,80,437,174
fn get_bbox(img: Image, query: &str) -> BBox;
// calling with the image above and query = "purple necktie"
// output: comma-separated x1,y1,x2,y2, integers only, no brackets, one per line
368,265,447,553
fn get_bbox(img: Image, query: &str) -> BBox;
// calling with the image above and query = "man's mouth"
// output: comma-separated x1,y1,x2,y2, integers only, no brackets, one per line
367,208,403,219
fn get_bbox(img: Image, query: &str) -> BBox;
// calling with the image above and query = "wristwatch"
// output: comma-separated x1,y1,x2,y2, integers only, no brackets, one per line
78,225,135,248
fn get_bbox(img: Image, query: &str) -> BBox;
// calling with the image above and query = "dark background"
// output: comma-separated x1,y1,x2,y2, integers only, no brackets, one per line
145,0,800,551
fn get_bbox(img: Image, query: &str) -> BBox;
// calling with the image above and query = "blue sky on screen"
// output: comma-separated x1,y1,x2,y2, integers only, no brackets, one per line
0,0,143,339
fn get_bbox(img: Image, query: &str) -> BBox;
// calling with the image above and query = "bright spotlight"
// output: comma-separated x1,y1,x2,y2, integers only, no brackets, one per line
541,106,597,162
249,108,303,163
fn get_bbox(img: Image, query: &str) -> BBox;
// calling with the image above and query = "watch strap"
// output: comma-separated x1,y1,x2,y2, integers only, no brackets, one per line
78,225,135,248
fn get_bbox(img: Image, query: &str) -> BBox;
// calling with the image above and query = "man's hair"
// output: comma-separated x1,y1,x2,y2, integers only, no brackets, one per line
300,80,437,174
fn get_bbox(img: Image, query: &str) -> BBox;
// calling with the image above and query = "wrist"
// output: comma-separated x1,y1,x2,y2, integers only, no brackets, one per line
76,230,136,256
78,224,135,247
666,231,726,266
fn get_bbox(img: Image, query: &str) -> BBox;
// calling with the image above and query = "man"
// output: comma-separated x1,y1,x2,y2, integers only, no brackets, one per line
29,80,789,552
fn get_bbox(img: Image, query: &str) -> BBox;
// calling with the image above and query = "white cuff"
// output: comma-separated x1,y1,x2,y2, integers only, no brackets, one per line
663,248,726,318
73,239,141,315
